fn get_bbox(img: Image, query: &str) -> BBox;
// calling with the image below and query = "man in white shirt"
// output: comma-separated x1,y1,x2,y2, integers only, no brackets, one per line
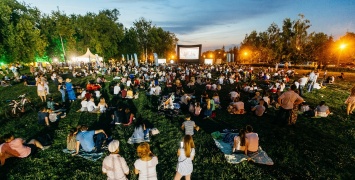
113,83,121,96
298,74,308,97
126,79,132,87
87,98,98,112
149,85,156,95
154,85,161,95
308,71,316,92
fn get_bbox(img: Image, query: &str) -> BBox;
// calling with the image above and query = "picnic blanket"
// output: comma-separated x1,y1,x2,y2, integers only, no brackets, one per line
62,149,104,162
211,132,274,165
127,137,150,144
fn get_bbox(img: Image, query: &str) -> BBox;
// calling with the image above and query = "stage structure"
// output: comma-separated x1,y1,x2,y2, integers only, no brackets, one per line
75,48,103,63
177,44,202,63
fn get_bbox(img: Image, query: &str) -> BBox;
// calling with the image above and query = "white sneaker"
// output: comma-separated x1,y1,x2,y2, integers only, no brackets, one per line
42,146,50,150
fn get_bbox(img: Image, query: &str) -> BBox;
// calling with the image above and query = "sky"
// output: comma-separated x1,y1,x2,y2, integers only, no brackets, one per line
21,0,355,51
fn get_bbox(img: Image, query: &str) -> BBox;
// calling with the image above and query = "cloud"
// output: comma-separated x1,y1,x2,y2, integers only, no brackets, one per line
145,0,292,35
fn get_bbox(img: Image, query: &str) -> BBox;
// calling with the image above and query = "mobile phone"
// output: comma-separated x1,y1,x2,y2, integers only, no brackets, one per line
180,141,183,148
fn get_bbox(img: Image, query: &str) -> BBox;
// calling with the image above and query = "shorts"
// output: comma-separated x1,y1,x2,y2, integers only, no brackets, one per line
24,144,38,156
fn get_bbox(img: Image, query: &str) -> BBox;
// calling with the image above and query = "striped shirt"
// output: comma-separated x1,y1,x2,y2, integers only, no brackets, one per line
183,121,195,135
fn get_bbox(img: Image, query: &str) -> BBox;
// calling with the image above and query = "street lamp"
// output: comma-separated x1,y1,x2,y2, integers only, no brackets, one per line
337,43,347,66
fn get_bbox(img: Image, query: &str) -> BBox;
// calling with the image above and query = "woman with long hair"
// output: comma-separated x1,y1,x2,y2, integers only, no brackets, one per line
174,135,196,180
134,143,158,179
233,129,246,153
345,85,355,115
97,97,108,113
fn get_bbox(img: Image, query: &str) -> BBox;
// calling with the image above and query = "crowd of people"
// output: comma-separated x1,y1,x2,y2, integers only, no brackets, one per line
1,60,355,179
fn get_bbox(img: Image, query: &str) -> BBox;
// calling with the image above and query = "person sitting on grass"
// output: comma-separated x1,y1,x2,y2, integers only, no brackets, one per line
233,129,246,153
38,107,50,127
97,97,108,113
129,118,149,143
123,108,135,126
228,97,245,115
102,140,129,180
345,86,355,115
181,114,199,136
72,125,108,155
251,99,266,117
245,125,259,156
48,109,66,123
67,128,78,151
0,133,49,166
315,101,331,117
87,97,98,113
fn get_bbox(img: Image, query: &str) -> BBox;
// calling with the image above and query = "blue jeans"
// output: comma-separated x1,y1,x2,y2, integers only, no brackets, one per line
307,81,314,92
299,85,305,96
59,89,66,102
94,133,106,151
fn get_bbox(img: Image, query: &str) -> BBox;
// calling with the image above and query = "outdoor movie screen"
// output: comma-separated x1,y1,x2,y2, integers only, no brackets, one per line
177,45,202,62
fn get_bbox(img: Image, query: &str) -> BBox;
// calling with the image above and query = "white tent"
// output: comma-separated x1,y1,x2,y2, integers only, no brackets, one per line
75,48,103,63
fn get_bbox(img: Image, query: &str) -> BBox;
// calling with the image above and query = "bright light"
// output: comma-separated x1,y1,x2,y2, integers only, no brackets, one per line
171,55,175,59
209,54,213,58
204,59,213,65
53,58,58,62
170,60,174,64
340,44,346,50
244,52,248,56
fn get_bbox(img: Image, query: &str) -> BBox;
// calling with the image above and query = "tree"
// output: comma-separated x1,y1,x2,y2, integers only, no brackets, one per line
0,0,46,63
133,17,152,61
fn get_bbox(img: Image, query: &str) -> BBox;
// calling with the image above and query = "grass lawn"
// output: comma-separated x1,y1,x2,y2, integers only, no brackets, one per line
0,68,355,180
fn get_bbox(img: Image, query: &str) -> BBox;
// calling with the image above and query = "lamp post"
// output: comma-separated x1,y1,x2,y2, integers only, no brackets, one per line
337,44,346,67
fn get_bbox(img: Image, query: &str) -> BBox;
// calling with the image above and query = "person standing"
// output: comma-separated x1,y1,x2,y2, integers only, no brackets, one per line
134,143,158,180
36,78,46,102
307,71,316,92
298,74,308,97
102,140,129,180
174,135,196,180
65,78,76,102
58,78,66,102
277,85,304,125
181,114,199,136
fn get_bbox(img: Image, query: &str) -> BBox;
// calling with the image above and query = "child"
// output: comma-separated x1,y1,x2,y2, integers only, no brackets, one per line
181,114,199,136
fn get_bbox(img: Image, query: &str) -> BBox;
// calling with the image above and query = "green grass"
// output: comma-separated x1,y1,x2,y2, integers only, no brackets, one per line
0,69,355,180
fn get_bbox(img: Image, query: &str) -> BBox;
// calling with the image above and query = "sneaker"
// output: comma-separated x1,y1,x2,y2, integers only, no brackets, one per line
115,122,121,125
42,146,50,150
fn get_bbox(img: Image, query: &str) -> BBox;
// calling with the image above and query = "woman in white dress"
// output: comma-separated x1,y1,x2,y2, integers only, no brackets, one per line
134,143,158,180
174,135,195,180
